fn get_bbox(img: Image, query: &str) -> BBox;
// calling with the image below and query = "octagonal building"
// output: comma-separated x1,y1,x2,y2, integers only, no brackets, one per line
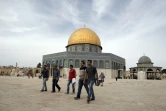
42,27,126,79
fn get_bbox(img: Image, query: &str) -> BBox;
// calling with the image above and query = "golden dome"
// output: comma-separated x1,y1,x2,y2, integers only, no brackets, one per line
67,28,101,46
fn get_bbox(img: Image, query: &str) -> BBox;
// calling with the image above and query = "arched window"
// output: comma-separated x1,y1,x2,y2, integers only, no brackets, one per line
75,46,77,51
99,61,104,68
75,60,79,68
69,59,73,65
56,60,58,66
60,60,63,66
63,60,67,67
82,46,85,51
105,61,109,69
47,63,50,67
93,60,98,68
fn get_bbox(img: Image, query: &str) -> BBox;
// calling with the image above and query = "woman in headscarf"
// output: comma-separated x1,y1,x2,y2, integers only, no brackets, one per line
99,72,105,86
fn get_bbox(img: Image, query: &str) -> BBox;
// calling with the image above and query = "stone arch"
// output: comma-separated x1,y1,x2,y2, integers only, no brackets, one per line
93,60,98,68
139,68,143,71
59,60,63,66
147,69,153,72
51,61,55,66
36,69,39,73
47,63,50,67
99,61,104,68
55,60,58,66
75,60,80,68
105,61,109,69
50,61,54,65
69,59,73,66
156,69,160,72
75,46,77,51
82,45,85,51
63,60,67,67
133,69,137,72
147,69,154,79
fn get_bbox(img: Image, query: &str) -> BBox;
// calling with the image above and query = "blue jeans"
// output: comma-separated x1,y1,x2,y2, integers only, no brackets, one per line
88,79,95,100
67,80,75,93
76,79,89,98
42,78,47,90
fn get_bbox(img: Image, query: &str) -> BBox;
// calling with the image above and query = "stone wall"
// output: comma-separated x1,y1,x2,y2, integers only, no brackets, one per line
0,67,12,76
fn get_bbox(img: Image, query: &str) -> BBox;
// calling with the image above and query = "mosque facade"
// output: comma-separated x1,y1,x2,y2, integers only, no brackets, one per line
129,55,162,80
42,27,126,79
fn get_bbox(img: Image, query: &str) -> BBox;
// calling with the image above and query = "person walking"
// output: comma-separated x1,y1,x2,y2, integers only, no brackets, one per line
74,61,89,100
99,72,105,86
41,65,49,92
52,66,61,93
86,60,99,104
65,65,76,94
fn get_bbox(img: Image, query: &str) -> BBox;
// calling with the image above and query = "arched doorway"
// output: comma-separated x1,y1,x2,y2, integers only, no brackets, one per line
132,69,137,79
147,69,153,79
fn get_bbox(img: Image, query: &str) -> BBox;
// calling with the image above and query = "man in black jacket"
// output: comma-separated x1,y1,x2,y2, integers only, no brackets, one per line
41,65,49,92
52,66,61,92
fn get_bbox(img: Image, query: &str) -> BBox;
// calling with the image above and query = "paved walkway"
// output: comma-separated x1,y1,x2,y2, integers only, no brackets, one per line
0,76,166,111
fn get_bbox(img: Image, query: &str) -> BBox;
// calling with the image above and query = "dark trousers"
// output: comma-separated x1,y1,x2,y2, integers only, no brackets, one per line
52,79,60,92
76,79,89,98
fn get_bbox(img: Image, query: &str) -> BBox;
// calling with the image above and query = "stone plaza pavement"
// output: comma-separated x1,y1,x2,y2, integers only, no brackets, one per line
0,77,166,111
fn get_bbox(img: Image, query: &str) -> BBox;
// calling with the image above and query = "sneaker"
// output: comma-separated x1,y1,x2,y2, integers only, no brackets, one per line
87,99,90,104
65,92,69,94
90,98,95,101
51,91,55,93
41,90,44,92
44,90,47,91
74,97,80,100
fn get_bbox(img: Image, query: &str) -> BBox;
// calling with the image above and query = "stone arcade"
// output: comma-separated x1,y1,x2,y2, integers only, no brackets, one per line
42,27,126,79
130,55,162,80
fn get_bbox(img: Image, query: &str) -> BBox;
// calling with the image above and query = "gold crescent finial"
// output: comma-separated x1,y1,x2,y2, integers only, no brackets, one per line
84,24,86,28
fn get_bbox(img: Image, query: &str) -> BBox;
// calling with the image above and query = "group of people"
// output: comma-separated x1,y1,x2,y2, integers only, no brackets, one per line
40,60,105,104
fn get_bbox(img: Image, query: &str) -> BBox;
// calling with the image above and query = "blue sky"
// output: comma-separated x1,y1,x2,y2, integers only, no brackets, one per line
0,0,166,69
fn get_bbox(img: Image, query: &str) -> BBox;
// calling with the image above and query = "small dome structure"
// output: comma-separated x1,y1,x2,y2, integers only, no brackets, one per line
138,56,152,63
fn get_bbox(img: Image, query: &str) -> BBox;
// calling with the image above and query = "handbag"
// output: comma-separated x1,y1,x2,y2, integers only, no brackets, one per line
72,78,76,84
